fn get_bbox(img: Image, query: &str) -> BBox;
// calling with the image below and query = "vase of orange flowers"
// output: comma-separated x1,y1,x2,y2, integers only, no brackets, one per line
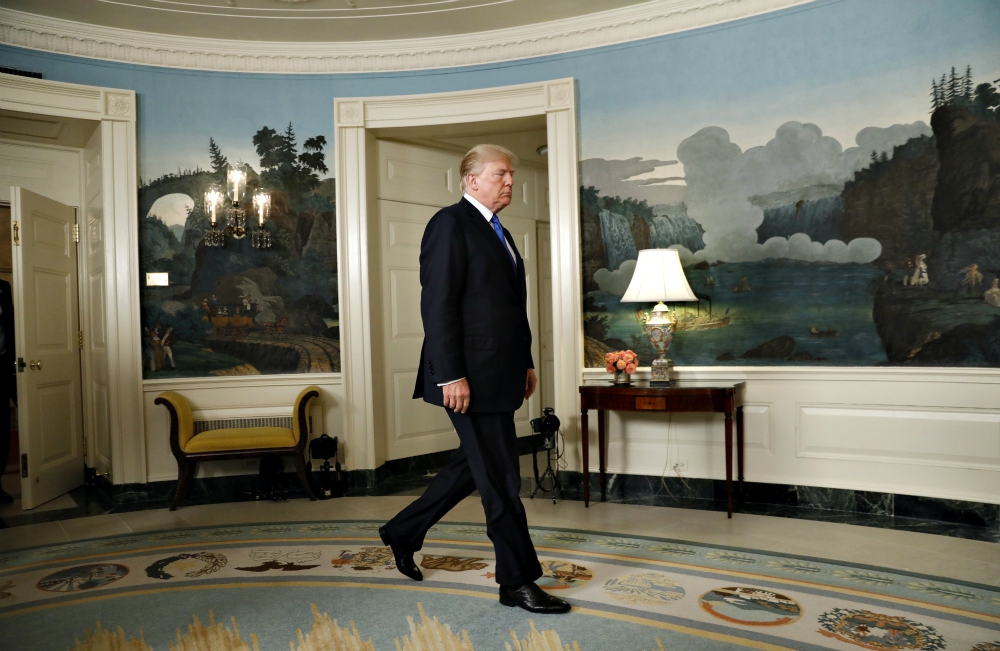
605,350,639,385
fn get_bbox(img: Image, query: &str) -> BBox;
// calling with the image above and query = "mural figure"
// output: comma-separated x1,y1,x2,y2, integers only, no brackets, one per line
139,125,340,378
985,279,1000,308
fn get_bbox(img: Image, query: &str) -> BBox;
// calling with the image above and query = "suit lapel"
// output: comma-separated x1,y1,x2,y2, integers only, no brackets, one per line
460,198,519,290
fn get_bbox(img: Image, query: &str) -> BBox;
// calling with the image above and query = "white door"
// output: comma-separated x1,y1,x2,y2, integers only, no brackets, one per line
377,140,542,460
11,187,84,509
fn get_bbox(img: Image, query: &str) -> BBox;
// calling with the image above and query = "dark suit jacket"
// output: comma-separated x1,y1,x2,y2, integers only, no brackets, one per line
0,279,14,381
413,198,533,413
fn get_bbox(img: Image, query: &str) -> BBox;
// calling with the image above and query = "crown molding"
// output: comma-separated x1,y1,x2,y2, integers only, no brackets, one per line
0,0,813,74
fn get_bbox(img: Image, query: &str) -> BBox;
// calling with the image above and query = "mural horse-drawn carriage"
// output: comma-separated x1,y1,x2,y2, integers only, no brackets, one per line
210,314,255,339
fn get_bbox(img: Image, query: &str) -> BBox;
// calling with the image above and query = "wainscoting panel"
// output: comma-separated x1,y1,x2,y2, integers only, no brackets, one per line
797,404,1000,470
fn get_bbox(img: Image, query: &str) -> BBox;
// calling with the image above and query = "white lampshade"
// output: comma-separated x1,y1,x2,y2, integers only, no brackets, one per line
620,249,697,303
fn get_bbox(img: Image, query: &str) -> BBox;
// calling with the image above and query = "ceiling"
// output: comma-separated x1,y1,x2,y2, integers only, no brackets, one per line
0,0,654,42
0,109,100,148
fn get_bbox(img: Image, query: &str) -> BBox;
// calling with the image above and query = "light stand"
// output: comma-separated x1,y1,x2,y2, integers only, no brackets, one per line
529,408,562,504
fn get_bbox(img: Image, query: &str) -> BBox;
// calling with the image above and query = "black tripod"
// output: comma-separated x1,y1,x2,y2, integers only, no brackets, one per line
529,408,562,504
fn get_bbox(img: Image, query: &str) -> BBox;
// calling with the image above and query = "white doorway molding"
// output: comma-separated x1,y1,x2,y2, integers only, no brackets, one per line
334,79,583,472
0,73,146,485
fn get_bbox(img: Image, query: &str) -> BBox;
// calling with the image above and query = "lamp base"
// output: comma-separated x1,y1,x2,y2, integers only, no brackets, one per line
650,358,674,386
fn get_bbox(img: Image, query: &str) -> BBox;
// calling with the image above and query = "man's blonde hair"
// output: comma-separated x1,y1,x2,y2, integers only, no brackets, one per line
460,144,518,192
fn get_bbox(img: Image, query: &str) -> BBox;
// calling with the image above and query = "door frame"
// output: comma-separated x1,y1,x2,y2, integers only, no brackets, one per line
334,78,583,472
0,72,146,485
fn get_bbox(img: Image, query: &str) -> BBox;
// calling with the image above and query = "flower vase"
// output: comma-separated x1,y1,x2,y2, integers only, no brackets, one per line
613,369,631,385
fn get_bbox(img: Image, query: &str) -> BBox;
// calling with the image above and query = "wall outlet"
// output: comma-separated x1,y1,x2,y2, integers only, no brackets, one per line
672,461,688,473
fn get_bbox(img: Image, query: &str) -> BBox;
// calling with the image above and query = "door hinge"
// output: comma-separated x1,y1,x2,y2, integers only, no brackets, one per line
72,224,80,243
20,454,27,479
78,330,84,349
12,221,19,246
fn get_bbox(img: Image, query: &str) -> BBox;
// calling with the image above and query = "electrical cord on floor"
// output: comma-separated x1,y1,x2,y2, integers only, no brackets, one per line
659,412,695,505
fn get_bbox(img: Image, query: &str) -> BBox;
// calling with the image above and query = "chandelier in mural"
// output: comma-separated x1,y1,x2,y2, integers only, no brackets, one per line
202,164,272,249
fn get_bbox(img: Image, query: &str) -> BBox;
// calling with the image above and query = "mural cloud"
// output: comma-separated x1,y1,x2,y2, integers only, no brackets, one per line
594,259,638,296
675,120,929,263
581,157,686,205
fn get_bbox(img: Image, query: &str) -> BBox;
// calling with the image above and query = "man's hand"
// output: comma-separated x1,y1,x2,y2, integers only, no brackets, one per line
443,379,471,413
525,368,537,399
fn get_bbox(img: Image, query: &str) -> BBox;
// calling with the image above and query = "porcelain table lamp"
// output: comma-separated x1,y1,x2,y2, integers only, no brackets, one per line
620,249,697,385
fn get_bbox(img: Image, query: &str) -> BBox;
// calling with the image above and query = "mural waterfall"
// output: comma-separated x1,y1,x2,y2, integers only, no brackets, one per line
582,62,1000,368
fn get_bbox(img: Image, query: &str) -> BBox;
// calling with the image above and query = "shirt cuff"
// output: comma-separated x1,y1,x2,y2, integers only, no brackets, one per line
437,377,465,387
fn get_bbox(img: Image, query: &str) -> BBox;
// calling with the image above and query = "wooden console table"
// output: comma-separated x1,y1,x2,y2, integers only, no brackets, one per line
579,380,746,517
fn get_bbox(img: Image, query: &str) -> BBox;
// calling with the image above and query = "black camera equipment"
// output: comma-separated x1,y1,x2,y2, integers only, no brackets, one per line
235,455,288,502
310,434,348,499
529,407,563,503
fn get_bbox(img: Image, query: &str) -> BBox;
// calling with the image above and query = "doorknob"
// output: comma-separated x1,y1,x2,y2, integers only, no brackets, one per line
36,359,42,371
29,360,36,370
29,360,41,371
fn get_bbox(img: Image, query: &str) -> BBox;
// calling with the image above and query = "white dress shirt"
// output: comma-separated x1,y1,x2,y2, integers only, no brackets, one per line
437,194,516,387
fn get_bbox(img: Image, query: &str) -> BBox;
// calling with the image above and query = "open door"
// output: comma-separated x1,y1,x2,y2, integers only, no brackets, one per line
10,187,84,509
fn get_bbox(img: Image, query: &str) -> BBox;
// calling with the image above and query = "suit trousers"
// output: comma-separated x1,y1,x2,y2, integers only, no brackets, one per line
384,410,542,587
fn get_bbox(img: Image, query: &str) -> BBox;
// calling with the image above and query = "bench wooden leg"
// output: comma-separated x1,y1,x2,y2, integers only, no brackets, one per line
171,461,197,511
294,454,318,501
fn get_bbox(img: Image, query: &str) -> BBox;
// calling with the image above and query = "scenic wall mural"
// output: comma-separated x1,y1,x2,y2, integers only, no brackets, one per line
2,0,996,375
139,127,340,378
578,1,1000,368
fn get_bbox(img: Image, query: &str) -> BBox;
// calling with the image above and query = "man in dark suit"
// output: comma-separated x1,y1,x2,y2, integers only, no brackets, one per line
380,145,570,614
0,278,15,505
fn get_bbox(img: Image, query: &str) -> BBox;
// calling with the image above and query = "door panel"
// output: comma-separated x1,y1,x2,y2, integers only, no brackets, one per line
379,198,456,460
378,140,461,208
11,187,84,509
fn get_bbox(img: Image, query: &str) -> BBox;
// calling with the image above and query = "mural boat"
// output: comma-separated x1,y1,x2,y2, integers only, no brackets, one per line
676,314,731,331
809,326,838,337
733,277,751,292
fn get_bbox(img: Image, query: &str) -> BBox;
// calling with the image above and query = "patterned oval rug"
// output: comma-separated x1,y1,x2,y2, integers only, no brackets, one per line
0,521,997,651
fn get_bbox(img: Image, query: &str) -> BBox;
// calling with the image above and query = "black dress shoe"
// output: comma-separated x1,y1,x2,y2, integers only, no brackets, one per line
379,525,423,582
499,582,571,613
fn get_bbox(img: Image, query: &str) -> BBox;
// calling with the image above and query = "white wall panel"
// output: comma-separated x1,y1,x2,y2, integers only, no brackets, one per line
797,404,1000,470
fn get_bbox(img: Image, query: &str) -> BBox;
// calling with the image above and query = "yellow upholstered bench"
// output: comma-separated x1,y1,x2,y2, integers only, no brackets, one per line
155,386,320,510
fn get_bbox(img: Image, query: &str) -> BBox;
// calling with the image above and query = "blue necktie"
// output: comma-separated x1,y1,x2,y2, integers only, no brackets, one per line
490,214,516,268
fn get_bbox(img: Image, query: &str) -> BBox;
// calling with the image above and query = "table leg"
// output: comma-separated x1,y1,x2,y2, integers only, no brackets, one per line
736,406,745,494
725,411,733,519
581,408,590,508
598,409,607,503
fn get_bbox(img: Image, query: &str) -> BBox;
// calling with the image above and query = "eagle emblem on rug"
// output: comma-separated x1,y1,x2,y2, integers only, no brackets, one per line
36,564,129,592
699,587,802,626
817,608,945,650
419,555,489,572
603,572,685,605
330,547,396,571
145,552,227,580
236,549,321,572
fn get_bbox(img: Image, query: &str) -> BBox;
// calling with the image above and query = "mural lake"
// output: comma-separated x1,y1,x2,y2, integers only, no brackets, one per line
586,260,887,366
